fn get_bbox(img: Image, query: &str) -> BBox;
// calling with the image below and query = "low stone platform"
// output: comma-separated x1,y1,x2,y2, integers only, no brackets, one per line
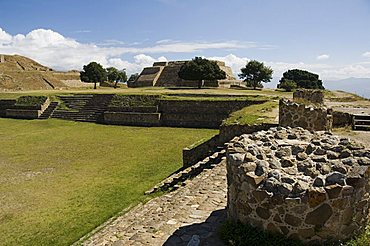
81,160,227,246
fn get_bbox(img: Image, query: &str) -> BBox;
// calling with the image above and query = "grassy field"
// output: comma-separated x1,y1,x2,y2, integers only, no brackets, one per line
0,118,217,246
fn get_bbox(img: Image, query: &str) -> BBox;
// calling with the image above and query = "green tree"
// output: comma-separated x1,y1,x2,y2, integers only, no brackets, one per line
80,62,106,89
178,57,226,88
238,60,273,89
277,69,324,89
279,79,297,92
107,67,127,88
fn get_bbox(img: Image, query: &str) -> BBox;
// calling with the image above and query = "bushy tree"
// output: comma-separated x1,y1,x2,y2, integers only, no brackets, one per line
239,60,273,89
278,69,324,89
279,79,297,92
178,57,226,88
107,67,127,88
80,62,106,89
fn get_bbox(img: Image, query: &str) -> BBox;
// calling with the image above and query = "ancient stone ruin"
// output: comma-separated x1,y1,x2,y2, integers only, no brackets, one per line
227,127,370,244
129,60,242,88
279,89,333,131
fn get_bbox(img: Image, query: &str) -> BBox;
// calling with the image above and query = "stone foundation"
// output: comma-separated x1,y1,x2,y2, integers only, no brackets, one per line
279,99,332,131
293,89,324,104
226,127,370,244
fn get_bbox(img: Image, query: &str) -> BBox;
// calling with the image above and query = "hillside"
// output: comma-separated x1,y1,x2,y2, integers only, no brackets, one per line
0,54,81,91
325,77,370,99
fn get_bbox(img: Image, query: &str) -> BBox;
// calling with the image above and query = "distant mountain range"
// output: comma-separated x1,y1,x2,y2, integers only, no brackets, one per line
324,77,370,99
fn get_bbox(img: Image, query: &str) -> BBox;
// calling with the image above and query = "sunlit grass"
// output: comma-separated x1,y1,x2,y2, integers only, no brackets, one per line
0,118,217,246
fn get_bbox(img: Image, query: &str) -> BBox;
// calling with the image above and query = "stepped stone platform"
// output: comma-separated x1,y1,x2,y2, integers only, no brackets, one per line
52,94,114,122
129,60,242,88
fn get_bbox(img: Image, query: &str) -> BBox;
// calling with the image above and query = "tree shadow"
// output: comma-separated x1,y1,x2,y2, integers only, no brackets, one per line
163,209,227,246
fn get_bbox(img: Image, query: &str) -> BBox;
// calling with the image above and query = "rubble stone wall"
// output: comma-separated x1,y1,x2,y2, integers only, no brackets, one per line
227,127,370,244
279,99,333,131
293,89,324,104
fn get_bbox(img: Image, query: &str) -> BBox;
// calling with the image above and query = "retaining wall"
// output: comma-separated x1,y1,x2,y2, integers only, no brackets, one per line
0,99,16,117
332,111,353,127
2,98,50,119
182,135,221,167
103,112,161,126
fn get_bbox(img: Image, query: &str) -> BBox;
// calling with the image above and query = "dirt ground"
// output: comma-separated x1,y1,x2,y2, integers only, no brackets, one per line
333,129,370,148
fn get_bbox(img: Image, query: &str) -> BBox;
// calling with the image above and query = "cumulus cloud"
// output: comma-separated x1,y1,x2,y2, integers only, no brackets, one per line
363,52,370,58
207,54,249,77
0,28,12,43
0,27,262,75
203,53,370,88
316,54,330,60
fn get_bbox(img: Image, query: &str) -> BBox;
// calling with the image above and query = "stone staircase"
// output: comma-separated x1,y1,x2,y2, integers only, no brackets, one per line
52,94,114,123
353,114,370,131
39,101,59,119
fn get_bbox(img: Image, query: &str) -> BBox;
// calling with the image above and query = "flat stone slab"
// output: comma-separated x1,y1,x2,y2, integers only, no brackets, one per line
81,160,227,246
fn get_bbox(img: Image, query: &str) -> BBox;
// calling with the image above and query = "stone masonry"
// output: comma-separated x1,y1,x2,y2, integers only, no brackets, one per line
293,89,324,104
279,99,333,131
279,89,332,131
226,127,370,244
81,158,227,246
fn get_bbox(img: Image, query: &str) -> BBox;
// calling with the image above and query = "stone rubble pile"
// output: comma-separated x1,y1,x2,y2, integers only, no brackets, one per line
227,126,370,244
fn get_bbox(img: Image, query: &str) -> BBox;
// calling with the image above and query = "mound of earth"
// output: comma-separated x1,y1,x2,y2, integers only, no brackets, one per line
0,54,82,91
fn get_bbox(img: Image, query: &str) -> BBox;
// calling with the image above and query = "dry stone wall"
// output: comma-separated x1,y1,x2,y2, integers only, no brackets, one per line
279,99,333,131
293,89,324,104
226,127,370,244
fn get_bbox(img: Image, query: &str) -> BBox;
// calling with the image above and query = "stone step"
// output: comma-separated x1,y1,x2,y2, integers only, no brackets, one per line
39,102,59,119
353,114,370,131
353,125,370,131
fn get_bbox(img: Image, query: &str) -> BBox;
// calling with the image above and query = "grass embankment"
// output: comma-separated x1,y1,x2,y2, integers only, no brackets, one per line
222,100,279,126
0,118,217,246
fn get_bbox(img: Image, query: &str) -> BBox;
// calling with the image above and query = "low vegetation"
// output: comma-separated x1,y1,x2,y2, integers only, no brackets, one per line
109,94,161,107
222,100,279,126
0,118,217,245
15,95,47,106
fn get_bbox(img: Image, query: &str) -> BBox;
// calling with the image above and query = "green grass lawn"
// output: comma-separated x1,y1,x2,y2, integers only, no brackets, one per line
0,118,217,246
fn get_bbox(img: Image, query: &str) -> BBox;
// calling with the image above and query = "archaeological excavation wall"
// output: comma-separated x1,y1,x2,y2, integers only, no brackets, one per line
226,127,370,244
279,89,333,131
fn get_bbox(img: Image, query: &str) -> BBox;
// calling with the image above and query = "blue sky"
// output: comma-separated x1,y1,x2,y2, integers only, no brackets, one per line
1,0,370,90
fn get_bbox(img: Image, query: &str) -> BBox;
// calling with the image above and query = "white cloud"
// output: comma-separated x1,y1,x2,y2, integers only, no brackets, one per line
0,27,263,75
0,28,12,43
204,54,370,89
207,54,249,77
363,52,370,58
316,54,330,60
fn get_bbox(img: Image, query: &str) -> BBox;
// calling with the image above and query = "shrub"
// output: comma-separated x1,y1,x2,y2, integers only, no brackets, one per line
109,95,160,107
279,79,297,92
15,96,47,106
